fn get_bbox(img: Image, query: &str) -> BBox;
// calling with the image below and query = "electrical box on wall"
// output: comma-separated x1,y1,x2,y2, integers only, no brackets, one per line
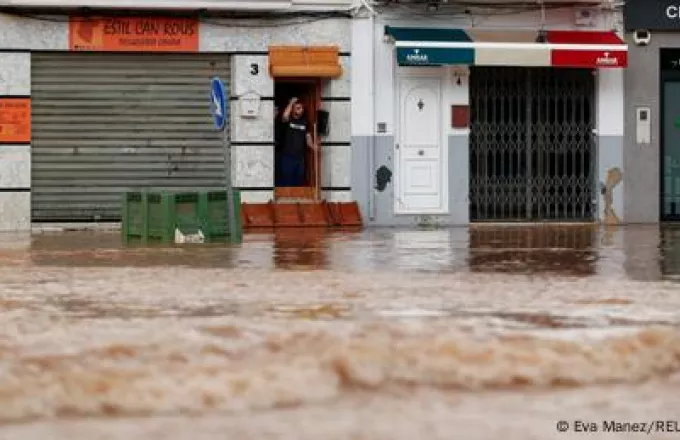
451,105,469,129
317,109,329,137
636,107,651,145
239,91,261,118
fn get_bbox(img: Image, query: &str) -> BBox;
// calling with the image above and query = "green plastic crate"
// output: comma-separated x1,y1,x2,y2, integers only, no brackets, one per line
122,190,242,245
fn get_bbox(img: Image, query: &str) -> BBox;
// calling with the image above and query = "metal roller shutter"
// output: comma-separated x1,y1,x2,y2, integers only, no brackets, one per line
31,52,231,222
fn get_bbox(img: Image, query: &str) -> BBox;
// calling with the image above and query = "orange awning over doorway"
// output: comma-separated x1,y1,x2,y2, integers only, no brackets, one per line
268,46,343,78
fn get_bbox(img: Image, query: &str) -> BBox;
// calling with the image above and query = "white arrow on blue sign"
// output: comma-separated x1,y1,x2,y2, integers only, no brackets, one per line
210,76,228,131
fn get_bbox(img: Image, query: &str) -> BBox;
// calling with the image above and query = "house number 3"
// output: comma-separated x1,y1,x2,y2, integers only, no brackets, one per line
250,63,259,75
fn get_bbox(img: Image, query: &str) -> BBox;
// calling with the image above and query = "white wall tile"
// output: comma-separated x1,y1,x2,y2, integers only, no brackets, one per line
239,190,274,203
0,191,30,231
322,56,351,98
320,100,350,144
200,18,351,52
231,55,274,97
321,190,352,202
0,53,30,95
351,17,373,137
321,144,350,188
230,100,274,143
0,145,30,188
598,69,624,137
0,13,67,50
232,144,273,188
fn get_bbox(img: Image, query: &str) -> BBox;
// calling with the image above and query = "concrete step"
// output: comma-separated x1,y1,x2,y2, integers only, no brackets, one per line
275,198,318,204
241,201,363,229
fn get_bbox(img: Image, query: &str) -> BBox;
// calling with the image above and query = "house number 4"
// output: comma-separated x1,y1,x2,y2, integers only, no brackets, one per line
250,63,259,75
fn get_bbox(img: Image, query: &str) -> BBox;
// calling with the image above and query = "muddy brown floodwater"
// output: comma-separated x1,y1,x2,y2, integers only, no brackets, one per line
1,224,680,440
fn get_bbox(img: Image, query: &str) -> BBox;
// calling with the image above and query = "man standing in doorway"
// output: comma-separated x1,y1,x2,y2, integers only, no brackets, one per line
280,97,317,187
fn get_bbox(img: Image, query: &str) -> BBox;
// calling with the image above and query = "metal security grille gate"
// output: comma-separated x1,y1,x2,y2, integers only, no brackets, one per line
31,52,230,222
469,67,596,222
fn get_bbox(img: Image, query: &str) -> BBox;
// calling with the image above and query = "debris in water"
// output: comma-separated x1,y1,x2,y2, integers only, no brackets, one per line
174,229,205,244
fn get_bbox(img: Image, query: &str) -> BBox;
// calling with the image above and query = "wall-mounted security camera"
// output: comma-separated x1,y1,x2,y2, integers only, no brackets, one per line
633,29,651,46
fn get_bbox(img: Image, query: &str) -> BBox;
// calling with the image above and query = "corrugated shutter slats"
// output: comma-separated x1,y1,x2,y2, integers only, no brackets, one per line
31,52,231,222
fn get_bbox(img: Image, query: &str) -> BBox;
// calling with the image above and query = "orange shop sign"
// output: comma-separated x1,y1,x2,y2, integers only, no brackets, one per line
69,17,199,52
0,98,31,144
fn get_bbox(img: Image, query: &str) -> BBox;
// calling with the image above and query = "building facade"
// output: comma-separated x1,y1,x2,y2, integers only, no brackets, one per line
624,0,680,223
0,0,354,230
350,0,627,226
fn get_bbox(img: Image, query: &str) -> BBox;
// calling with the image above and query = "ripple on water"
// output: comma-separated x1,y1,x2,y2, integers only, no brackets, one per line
0,325,679,422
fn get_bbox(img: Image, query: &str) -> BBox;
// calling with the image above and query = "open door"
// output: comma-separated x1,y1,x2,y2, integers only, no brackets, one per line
269,45,342,202
240,45,364,229
274,79,322,200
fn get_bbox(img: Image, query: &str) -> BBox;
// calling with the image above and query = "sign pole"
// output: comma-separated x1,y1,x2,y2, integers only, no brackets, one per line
223,125,239,244
211,76,239,244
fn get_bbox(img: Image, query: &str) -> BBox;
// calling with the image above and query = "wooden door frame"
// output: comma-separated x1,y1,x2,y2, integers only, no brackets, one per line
274,77,322,200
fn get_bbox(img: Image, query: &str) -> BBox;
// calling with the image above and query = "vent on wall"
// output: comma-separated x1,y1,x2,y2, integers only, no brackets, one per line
575,8,596,27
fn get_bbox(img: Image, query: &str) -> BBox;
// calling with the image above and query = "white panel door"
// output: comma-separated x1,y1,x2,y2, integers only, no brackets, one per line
396,75,445,214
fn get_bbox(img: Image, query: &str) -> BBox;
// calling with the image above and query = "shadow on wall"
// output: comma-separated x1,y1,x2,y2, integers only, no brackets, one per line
601,167,623,225
375,165,392,192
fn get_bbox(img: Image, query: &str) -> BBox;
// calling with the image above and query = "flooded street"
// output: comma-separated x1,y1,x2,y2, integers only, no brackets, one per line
1,224,680,439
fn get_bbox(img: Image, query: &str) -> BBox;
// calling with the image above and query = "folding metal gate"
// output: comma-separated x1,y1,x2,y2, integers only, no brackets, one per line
469,67,596,222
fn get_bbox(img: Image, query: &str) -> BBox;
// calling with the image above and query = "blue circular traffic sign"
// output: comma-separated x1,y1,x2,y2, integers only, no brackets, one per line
210,76,228,131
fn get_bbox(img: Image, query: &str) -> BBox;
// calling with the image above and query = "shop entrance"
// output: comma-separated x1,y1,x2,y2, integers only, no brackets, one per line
661,80,680,220
661,48,680,221
274,80,321,199
469,66,596,222
30,52,231,222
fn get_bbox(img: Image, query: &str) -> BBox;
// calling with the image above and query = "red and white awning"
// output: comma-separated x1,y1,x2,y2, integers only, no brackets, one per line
545,30,627,68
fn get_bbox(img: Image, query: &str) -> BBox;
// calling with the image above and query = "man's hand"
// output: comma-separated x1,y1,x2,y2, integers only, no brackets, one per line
282,97,297,122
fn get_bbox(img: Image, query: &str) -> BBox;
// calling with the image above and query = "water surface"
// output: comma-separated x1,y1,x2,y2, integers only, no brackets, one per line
1,224,680,439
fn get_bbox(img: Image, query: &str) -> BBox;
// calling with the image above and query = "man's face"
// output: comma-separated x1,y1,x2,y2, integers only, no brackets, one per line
292,103,304,118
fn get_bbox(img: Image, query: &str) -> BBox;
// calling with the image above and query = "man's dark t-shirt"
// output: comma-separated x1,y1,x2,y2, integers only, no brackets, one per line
282,116,308,157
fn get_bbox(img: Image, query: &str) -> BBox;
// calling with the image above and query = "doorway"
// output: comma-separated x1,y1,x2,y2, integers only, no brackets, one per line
274,80,321,199
662,80,680,221
395,73,447,214
469,66,596,222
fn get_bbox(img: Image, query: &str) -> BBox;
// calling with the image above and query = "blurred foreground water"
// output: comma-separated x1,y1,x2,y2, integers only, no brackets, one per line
1,224,680,439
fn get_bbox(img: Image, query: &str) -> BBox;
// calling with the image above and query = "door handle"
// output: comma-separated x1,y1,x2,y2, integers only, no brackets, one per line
418,150,424,156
